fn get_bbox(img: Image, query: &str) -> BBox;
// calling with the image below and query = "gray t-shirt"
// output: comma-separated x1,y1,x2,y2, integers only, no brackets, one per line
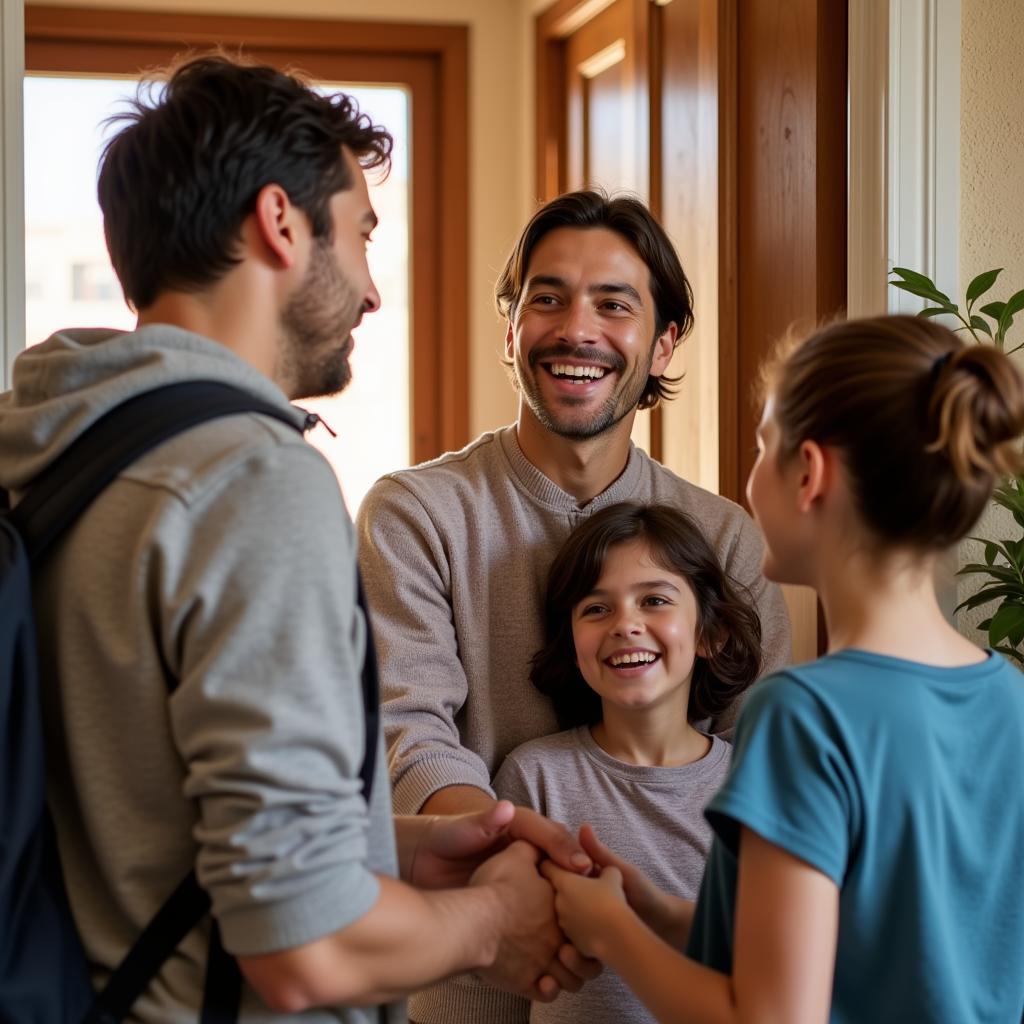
430,727,730,1024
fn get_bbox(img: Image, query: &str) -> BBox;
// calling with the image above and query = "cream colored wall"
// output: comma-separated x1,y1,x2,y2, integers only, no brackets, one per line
28,0,528,437
958,0,1024,641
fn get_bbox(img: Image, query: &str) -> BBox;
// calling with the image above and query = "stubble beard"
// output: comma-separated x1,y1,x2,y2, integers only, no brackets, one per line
278,238,364,401
516,339,657,440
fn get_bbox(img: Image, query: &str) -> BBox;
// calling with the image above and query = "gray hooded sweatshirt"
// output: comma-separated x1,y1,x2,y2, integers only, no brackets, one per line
0,325,402,1024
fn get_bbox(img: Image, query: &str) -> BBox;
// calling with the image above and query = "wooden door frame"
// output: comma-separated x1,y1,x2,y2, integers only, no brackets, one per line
24,5,469,463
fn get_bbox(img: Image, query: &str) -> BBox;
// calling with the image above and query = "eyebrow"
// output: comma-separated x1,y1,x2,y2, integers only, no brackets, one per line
524,275,644,305
582,579,682,598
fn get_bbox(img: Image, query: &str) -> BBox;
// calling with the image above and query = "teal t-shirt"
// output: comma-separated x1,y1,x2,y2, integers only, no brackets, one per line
687,649,1024,1023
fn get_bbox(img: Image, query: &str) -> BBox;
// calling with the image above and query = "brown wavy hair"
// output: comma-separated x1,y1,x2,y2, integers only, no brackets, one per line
762,315,1024,550
495,190,694,410
530,502,762,728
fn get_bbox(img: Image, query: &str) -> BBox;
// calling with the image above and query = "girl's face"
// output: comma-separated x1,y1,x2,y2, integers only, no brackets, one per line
747,397,810,584
572,539,701,714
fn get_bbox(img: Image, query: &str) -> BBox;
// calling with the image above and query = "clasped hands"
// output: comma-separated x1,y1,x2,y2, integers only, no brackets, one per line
404,801,605,1001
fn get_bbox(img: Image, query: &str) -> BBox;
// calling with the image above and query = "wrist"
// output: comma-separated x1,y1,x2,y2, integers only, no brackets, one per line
466,881,507,970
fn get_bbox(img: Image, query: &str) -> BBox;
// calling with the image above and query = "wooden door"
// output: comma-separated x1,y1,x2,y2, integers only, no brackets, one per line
536,0,657,451
535,0,848,662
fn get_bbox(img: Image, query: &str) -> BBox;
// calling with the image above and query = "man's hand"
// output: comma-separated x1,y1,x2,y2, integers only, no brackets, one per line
470,841,565,1001
540,860,630,962
406,801,516,889
579,825,694,949
508,805,592,874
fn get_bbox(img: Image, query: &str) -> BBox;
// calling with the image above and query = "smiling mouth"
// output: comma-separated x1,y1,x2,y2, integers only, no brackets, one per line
606,651,661,667
543,362,609,383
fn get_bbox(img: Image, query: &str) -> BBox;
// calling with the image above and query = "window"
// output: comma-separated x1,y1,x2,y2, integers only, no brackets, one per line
24,7,469,510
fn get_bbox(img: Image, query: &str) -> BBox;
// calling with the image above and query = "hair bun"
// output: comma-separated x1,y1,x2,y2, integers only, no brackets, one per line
927,345,1024,482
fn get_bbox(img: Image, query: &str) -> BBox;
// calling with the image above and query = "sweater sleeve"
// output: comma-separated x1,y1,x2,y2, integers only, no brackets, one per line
163,441,383,955
712,512,793,737
357,476,494,813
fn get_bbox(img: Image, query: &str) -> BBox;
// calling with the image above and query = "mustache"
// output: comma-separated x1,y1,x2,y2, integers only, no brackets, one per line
527,344,624,372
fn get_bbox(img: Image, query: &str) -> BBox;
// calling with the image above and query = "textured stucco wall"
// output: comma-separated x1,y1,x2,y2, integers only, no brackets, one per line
958,0,1024,642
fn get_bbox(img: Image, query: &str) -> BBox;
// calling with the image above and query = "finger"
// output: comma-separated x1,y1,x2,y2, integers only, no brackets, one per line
542,955,584,993
599,865,625,893
457,799,515,845
579,823,626,872
533,974,561,1003
558,942,603,981
539,859,572,886
512,808,591,873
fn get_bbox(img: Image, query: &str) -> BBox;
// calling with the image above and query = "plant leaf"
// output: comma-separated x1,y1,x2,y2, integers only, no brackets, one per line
890,280,955,307
988,603,1024,645
920,307,949,318
980,301,1006,319
985,541,998,565
970,315,993,338
957,563,1023,585
1004,288,1024,317
966,268,1002,309
994,644,1024,666
891,267,940,288
954,585,1024,613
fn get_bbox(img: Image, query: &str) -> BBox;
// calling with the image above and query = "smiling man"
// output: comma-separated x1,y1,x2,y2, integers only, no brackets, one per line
357,191,792,1023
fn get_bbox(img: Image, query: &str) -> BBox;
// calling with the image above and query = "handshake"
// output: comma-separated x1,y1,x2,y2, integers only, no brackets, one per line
404,800,665,1002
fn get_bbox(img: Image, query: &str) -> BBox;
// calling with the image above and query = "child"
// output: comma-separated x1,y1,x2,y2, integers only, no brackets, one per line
541,315,1024,1023
493,501,762,1024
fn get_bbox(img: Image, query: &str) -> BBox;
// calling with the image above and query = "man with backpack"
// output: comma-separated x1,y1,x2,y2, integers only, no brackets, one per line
0,54,591,1022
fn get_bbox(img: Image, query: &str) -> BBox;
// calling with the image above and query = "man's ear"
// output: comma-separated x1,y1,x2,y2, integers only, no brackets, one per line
252,183,302,270
649,322,679,378
505,320,515,359
795,439,830,514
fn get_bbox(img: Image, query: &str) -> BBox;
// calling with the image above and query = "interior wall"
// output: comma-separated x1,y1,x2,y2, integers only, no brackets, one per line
26,0,531,438
958,0,1024,640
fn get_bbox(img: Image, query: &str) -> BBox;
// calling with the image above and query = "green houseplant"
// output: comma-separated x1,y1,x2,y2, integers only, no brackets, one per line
890,267,1024,664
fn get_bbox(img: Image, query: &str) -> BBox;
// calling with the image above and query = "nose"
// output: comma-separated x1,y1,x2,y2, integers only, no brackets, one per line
363,277,382,316
557,298,596,344
610,605,644,637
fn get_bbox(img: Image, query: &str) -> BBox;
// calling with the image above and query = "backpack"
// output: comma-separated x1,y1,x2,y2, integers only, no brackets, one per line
0,380,379,1023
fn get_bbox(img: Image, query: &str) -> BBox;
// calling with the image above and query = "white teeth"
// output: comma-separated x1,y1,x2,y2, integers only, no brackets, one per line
609,651,658,666
550,363,606,380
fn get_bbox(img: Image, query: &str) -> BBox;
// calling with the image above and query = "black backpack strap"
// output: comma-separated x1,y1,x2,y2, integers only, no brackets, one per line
11,380,303,561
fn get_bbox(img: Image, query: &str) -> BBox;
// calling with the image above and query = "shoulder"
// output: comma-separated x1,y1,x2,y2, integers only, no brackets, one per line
636,452,763,550
362,429,511,510
503,728,585,771
123,411,344,522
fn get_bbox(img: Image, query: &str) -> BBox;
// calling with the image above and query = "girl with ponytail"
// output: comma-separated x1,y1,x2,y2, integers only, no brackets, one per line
539,315,1024,1023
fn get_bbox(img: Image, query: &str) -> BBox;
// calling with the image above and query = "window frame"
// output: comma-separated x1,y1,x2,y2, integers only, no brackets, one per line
24,5,470,463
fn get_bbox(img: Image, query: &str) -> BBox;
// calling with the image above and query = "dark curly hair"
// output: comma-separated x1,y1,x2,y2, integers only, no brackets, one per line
98,51,393,310
495,190,694,410
530,502,762,728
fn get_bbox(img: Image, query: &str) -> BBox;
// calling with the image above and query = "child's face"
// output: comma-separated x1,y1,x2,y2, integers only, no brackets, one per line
747,397,811,584
572,539,701,715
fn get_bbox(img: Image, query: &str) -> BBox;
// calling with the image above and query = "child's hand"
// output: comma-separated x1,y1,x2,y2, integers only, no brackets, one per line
540,860,630,960
579,824,694,948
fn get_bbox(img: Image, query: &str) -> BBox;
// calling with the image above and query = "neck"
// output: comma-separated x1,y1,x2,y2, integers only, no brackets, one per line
591,700,710,767
135,263,283,387
813,544,983,666
515,403,635,505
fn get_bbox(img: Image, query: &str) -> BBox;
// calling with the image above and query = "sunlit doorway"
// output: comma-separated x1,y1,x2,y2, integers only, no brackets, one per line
24,74,410,515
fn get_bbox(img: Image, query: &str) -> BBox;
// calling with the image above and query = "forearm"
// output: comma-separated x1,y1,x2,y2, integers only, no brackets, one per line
596,908,735,1024
239,874,504,1012
648,894,696,951
421,784,495,816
